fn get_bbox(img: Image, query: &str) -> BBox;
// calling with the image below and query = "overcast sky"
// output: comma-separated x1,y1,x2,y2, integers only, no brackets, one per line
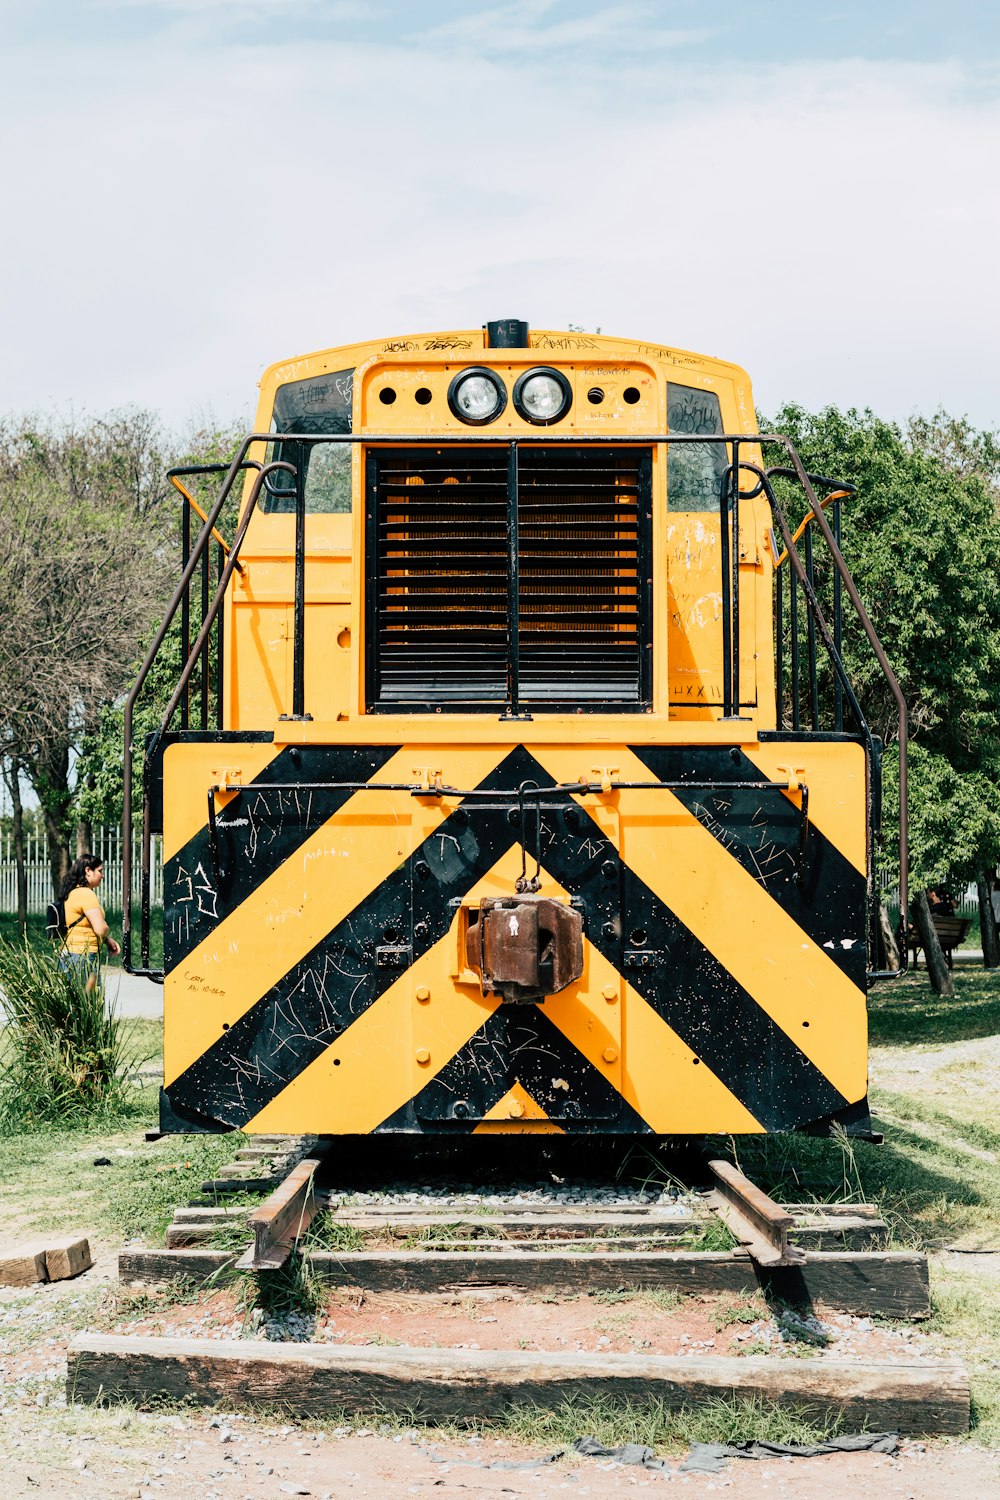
3,0,999,433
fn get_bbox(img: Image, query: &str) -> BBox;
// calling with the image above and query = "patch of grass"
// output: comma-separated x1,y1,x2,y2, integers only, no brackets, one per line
106,1138,251,1242
201,1222,254,1252
0,934,141,1130
928,1267,1000,1448
590,1286,682,1312
305,1219,365,1252
463,1391,852,1452
680,1218,738,1252
714,1293,768,1333
122,1017,164,1074
0,1119,238,1245
238,1252,325,1327
869,968,1000,1049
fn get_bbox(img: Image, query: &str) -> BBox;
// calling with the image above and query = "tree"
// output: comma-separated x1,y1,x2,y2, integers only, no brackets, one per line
761,405,1000,993
0,412,174,895
73,421,248,833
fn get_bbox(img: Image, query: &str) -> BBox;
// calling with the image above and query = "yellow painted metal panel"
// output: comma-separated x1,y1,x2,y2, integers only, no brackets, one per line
162,743,282,860
619,983,763,1134
665,513,758,713
246,930,500,1135
605,749,866,1103
744,740,867,876
163,745,509,1084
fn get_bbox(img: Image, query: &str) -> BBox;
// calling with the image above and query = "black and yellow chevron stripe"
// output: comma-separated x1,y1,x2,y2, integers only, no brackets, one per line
160,737,869,1138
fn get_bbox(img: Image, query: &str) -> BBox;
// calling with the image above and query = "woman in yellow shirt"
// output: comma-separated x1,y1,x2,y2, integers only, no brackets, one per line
59,855,120,976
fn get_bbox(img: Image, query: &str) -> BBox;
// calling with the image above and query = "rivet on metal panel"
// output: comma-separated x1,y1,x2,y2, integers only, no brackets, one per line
602,984,618,1001
415,986,431,1003
415,1048,431,1065
603,1046,619,1063
508,1099,525,1118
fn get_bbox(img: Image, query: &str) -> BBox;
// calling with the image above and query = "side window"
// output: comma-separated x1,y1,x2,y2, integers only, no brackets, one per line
264,369,354,514
667,384,728,510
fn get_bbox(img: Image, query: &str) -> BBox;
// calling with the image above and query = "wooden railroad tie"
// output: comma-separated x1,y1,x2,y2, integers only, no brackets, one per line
67,1334,970,1436
120,1243,929,1320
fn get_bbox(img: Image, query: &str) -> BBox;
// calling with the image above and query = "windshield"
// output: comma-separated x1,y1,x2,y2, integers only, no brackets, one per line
264,368,354,514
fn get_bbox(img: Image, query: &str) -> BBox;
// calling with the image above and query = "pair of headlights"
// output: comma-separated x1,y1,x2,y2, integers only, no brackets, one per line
448,366,572,427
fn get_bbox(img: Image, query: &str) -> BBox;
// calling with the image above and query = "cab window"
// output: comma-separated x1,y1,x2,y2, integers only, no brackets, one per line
667,384,728,510
265,369,354,514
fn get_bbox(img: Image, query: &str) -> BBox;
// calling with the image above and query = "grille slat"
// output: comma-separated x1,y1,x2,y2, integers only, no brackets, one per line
369,447,649,709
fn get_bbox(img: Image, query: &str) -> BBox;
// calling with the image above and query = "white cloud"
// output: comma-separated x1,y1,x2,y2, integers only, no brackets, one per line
409,2,718,57
1,24,998,431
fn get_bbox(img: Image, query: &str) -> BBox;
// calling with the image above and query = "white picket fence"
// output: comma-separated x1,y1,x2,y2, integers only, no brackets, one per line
0,826,162,913
879,874,978,918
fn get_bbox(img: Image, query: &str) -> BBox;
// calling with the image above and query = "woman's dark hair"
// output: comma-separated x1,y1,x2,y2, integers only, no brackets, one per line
59,854,104,902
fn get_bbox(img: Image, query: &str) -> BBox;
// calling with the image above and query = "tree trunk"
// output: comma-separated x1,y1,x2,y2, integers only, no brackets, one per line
30,734,73,900
912,890,955,997
878,900,901,970
76,818,93,858
3,759,28,935
976,869,1000,970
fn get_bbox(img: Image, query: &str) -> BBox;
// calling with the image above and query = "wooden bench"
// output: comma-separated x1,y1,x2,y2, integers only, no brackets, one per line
907,915,972,970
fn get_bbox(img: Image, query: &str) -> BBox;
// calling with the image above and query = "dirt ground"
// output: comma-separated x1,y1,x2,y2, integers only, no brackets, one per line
1,1408,999,1500
1,1243,996,1499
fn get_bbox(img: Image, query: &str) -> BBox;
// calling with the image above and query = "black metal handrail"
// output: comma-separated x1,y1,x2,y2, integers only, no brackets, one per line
122,428,907,984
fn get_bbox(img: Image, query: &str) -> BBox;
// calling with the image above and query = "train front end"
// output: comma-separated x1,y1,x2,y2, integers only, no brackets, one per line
136,319,903,1141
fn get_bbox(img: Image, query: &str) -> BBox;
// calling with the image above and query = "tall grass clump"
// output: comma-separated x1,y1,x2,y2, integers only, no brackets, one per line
0,934,137,1131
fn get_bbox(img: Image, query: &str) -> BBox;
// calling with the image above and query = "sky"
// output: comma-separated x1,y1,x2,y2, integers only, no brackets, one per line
2,0,999,434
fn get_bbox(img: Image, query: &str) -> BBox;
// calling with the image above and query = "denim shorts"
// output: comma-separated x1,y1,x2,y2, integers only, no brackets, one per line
57,950,100,978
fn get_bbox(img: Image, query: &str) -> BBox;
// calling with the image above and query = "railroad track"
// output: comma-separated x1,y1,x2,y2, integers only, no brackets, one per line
114,1143,927,1318
65,1139,970,1435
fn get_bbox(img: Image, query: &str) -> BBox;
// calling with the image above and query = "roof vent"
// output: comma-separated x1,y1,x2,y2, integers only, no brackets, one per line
485,318,530,349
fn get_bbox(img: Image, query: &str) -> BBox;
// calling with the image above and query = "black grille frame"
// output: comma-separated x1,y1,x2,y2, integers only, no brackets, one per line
365,445,652,713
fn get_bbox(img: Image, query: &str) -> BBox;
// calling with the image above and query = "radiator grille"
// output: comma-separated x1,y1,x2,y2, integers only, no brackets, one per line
368,447,650,709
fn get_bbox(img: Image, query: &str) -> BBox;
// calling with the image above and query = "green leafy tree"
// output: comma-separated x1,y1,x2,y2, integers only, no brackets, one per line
74,422,248,832
762,404,1000,990
0,411,173,895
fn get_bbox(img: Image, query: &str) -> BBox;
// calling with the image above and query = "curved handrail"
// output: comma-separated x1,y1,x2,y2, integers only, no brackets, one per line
122,450,266,973
770,490,851,568
168,473,243,575
744,445,908,978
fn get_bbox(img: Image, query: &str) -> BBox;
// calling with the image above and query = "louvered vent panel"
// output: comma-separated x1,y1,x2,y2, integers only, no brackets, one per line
518,448,644,702
369,447,649,709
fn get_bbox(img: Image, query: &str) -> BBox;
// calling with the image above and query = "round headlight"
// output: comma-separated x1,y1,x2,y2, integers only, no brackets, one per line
512,367,573,425
447,367,507,425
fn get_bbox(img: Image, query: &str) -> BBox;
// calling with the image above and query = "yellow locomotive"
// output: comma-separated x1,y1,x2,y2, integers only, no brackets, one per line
124,319,907,1140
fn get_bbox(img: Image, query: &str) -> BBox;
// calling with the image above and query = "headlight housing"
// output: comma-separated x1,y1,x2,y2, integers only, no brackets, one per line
512,367,573,425
447,367,507,425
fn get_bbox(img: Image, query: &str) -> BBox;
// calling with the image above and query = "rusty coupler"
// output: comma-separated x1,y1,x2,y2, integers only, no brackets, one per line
465,896,584,1005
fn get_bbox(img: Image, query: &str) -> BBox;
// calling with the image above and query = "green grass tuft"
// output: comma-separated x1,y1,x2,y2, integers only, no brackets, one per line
0,933,142,1131
238,1252,325,1328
